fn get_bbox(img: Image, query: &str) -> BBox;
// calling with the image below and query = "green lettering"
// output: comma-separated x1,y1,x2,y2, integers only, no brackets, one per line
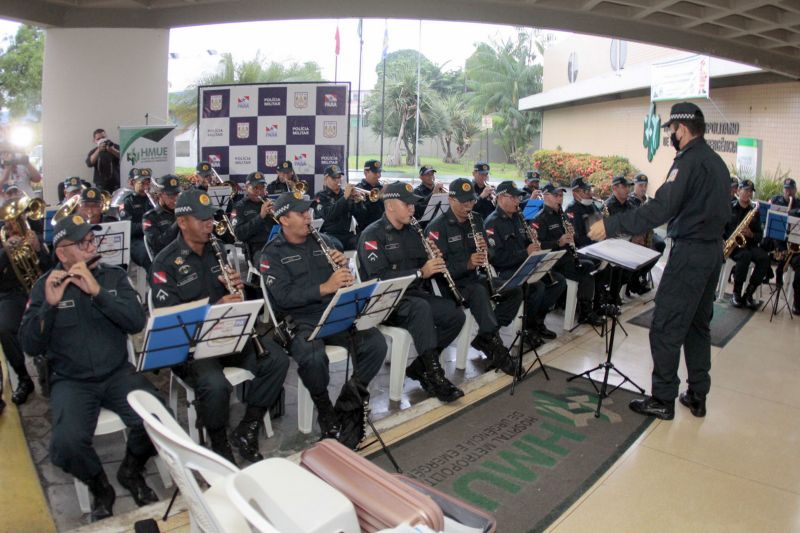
521,422,585,456
452,471,521,512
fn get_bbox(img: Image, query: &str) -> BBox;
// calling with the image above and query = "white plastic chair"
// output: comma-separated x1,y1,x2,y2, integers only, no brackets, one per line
143,235,154,262
225,458,360,533
716,258,736,302
127,390,249,533
563,279,579,331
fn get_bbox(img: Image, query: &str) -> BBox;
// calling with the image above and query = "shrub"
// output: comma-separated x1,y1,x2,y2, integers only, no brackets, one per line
517,149,638,197
730,163,792,202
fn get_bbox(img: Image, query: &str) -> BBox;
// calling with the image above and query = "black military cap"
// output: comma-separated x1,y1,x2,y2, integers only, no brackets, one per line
64,176,83,192
272,191,313,219
525,170,541,182
662,102,704,128
174,188,217,219
611,175,633,187
571,177,592,190
247,171,267,186
80,187,103,203
277,160,293,172
784,178,796,189
419,165,436,176
2,183,20,194
542,182,567,194
633,173,648,184
324,165,344,177
364,160,382,173
128,168,140,179
196,161,214,177
381,181,420,204
448,178,477,202
495,180,525,197
133,168,152,181
730,177,739,187
155,174,182,194
474,161,490,174
53,214,101,247
739,179,755,191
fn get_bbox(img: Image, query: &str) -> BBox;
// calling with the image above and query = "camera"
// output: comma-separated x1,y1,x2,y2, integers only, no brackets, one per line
96,138,112,148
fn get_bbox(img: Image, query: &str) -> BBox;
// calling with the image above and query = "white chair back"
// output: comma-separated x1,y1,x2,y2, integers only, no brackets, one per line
258,272,282,328
127,390,245,533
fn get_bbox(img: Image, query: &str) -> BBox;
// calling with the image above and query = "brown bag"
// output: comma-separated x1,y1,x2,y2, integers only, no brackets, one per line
301,440,445,532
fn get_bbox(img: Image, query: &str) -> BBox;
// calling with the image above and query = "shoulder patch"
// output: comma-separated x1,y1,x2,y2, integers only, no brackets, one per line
666,168,679,183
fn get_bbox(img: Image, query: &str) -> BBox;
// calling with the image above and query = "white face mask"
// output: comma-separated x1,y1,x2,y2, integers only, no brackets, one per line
579,198,594,206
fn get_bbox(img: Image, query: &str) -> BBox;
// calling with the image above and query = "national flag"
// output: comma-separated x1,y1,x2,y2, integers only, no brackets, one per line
428,230,440,241
335,25,340,56
382,23,389,59
364,240,378,251
152,271,167,284
531,222,539,229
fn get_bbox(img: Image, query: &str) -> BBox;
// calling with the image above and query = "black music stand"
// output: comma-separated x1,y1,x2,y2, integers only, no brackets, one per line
419,192,449,225
762,265,794,321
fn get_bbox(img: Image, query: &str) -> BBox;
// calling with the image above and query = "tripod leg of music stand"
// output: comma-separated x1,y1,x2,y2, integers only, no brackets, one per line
366,417,402,474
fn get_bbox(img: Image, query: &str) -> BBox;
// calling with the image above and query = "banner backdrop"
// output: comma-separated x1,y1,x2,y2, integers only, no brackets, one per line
119,125,177,182
197,82,350,194
650,54,710,102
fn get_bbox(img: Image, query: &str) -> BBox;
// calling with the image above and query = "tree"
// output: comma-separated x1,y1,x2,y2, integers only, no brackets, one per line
169,52,323,128
0,25,44,119
465,29,544,164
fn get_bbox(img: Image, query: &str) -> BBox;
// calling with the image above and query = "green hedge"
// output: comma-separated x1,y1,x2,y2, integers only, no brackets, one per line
517,150,638,197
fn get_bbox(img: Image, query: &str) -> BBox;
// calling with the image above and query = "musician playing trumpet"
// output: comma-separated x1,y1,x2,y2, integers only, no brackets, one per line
354,159,386,229
231,172,277,261
120,169,153,270
267,160,294,195
312,165,366,250
725,179,769,309
142,175,181,258
425,178,522,375
261,192,386,447
413,165,446,223
150,189,289,465
77,187,117,225
471,161,496,219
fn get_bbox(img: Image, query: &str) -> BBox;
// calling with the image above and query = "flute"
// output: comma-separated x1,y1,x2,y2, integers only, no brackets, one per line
53,255,102,287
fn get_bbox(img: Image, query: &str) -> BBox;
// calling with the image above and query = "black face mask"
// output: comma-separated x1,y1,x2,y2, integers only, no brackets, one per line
670,131,681,151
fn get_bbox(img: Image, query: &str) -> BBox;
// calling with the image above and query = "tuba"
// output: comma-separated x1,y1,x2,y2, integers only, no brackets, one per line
0,195,44,292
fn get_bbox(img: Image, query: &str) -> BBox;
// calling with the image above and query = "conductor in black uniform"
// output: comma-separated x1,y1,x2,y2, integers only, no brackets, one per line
150,189,289,464
312,164,364,250
142,174,180,259
267,160,294,195
261,192,386,446
231,171,276,261
725,179,769,309
589,102,731,420
20,216,160,521
354,159,385,230
425,178,521,375
471,162,496,219
120,169,153,270
358,181,465,403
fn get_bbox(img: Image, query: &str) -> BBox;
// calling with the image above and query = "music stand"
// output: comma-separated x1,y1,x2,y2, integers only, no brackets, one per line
419,192,449,224
568,239,660,417
495,250,565,394
94,220,131,267
762,212,799,321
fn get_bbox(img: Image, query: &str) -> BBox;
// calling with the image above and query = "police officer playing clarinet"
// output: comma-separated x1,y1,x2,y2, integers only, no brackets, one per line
143,174,181,259
150,189,290,464
358,181,465,403
261,192,386,447
425,178,521,375
589,102,730,420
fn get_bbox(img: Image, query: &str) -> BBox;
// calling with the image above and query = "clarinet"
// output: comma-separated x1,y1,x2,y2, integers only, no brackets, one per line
209,234,244,298
560,211,581,269
409,216,465,305
467,211,497,296
307,224,342,272
517,211,555,284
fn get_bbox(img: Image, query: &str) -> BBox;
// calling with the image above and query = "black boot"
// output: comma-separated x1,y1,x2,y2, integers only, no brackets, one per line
311,392,341,439
731,285,744,308
743,284,761,310
117,450,158,507
232,406,265,463
406,352,464,403
207,428,237,466
535,318,557,340
679,390,707,417
334,377,370,450
629,396,674,420
472,332,516,376
11,375,35,405
578,300,604,326
86,469,116,522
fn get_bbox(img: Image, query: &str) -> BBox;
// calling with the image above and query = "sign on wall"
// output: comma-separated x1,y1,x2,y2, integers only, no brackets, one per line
651,55,710,102
119,125,177,182
736,137,761,179
197,82,350,194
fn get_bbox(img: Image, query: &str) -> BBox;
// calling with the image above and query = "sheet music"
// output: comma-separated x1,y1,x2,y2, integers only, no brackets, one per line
495,250,564,293
356,275,416,330
421,193,450,222
308,279,378,341
138,298,210,371
579,238,661,271
207,185,232,209
195,299,265,359
94,220,131,266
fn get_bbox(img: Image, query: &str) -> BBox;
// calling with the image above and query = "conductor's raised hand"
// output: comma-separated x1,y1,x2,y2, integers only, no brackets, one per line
588,219,607,241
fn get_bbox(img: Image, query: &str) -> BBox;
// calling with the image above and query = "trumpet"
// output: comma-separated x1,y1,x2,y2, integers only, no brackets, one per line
409,216,465,305
290,180,308,195
352,186,381,202
434,181,448,193
213,213,236,238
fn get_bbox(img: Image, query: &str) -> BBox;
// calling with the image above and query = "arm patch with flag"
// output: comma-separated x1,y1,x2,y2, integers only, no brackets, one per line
428,230,440,241
260,259,270,273
152,271,167,284
364,240,378,251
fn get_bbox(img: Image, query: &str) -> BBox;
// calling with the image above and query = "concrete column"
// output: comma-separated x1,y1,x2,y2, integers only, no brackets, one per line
41,28,169,203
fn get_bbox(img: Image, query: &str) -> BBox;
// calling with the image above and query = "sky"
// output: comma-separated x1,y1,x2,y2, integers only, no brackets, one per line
0,17,560,94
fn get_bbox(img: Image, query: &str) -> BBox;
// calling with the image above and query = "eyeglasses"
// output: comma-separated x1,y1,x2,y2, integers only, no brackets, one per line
58,234,96,251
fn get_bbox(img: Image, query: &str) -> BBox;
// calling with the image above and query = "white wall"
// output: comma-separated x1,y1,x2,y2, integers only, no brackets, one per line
42,28,169,203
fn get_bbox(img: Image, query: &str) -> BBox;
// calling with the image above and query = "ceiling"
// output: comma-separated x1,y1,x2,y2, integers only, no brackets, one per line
3,0,800,78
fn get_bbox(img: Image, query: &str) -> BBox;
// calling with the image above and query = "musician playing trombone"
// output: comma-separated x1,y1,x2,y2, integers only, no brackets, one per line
261,192,386,447
725,179,769,309
312,165,366,250
119,169,154,270
425,178,521,375
231,172,277,261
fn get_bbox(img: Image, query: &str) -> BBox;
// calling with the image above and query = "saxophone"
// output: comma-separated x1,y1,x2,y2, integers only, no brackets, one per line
723,202,758,260
410,217,465,305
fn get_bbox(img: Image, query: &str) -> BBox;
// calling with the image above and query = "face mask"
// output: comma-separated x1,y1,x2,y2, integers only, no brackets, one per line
579,198,594,206
670,130,681,151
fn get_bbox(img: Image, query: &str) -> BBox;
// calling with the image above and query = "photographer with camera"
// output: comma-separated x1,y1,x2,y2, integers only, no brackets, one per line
85,128,120,193
0,151,42,198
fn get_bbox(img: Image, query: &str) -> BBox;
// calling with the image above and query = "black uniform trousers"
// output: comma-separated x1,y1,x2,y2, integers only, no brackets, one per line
289,325,387,397
0,290,28,378
528,273,567,322
458,280,522,335
385,289,466,355
650,240,721,402
776,253,800,307
50,363,159,482
131,239,152,271
731,246,770,290
174,336,289,431
555,257,595,300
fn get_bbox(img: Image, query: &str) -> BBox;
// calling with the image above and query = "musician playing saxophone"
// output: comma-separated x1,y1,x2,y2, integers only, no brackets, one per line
425,178,522,375
358,181,466,403
149,189,289,465
261,192,386,447
724,179,769,309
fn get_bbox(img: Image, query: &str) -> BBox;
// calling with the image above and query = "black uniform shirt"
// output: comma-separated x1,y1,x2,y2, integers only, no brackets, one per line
313,187,363,238
725,200,762,248
413,183,435,220
232,196,275,259
532,205,569,252
143,205,178,258
260,231,340,325
267,179,290,195
20,263,145,380
565,200,602,249
769,194,800,216
150,233,226,308
357,214,427,288
425,209,484,283
484,206,531,278
120,193,152,238
472,180,495,219
354,179,385,230
605,137,730,241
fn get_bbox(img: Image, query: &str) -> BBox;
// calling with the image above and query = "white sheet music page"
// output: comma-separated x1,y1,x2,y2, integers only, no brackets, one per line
579,238,661,271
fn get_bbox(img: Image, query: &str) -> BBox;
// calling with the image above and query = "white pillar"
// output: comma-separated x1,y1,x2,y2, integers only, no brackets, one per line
41,28,169,204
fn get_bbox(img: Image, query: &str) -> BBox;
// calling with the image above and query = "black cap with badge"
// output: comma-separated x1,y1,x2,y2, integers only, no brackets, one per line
611,175,633,187
196,161,213,177
272,191,313,220
381,181,420,204
633,173,648,184
278,160,293,172
739,179,755,191
174,188,217,220
53,214,101,247
525,170,540,182
246,171,267,186
80,187,103,203
495,180,525,197
419,165,436,176
448,178,477,202
571,177,592,190
364,160,382,173
541,182,567,194
64,176,83,192
155,174,181,194
474,162,490,174
662,102,704,128
784,178,796,189
133,168,152,181
324,165,344,178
